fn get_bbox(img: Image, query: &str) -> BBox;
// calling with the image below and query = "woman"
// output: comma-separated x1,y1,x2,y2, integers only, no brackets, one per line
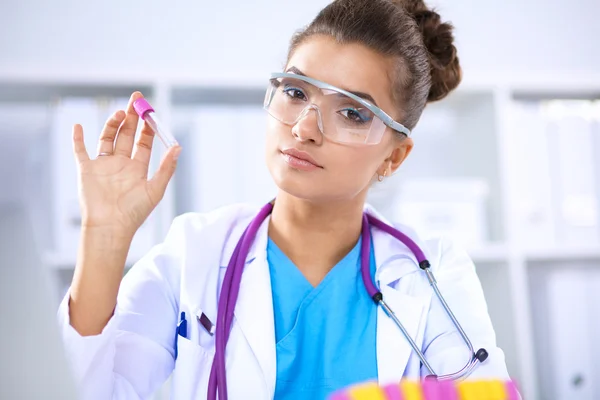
59,0,511,399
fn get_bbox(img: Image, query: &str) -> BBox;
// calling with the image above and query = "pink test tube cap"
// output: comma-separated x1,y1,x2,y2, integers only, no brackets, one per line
133,98,155,119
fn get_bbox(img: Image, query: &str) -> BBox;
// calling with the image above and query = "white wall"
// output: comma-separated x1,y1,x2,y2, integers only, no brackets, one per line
1,0,598,83
435,0,600,82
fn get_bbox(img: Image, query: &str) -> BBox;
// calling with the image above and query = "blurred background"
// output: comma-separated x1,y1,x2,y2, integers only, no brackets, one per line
0,0,599,399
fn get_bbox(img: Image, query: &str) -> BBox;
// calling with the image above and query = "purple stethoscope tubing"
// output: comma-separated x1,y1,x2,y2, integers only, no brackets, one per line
207,202,488,399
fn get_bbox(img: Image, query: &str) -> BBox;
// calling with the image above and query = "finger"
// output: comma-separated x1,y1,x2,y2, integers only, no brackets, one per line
132,120,156,167
97,110,126,156
72,124,90,164
147,146,182,204
114,91,144,157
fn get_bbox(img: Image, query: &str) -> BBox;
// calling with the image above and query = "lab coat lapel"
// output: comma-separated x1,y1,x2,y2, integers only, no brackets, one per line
365,206,430,384
232,215,277,397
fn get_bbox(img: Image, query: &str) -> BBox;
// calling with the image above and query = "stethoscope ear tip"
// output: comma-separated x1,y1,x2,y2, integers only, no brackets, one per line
475,348,489,362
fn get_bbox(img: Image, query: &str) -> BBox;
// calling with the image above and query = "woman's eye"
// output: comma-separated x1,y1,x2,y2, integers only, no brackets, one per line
340,108,370,123
283,87,307,101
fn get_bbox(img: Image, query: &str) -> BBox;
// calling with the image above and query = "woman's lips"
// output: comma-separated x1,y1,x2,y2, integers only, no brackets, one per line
280,148,322,171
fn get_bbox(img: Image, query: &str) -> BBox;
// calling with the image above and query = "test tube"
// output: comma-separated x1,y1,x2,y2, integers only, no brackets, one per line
133,98,179,148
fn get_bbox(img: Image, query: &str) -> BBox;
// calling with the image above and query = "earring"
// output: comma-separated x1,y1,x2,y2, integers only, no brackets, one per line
377,170,387,182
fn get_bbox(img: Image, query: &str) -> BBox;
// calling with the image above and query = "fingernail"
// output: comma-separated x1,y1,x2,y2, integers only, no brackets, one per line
173,147,182,160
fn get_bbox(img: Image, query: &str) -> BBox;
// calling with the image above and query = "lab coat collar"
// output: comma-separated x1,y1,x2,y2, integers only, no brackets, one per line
220,203,424,278
219,208,266,267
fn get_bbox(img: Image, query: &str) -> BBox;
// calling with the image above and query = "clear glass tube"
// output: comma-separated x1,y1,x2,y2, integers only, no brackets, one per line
143,111,179,148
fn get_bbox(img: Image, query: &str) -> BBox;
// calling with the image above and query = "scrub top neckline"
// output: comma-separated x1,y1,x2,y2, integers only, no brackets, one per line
266,235,362,291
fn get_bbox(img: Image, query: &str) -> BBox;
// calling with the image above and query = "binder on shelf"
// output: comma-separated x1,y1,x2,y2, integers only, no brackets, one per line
545,267,598,399
508,99,600,250
508,101,557,248
392,177,490,249
545,101,599,246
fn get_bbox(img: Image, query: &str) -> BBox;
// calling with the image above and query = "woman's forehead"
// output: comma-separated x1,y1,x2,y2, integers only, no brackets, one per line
287,36,396,111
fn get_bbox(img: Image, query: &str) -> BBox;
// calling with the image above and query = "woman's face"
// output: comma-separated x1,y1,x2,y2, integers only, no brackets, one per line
265,35,413,203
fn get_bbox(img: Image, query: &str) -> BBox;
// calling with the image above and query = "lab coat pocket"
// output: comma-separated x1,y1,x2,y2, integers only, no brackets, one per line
194,307,217,351
171,334,213,399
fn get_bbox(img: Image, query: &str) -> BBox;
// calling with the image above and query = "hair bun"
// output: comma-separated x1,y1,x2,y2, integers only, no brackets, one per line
397,0,462,102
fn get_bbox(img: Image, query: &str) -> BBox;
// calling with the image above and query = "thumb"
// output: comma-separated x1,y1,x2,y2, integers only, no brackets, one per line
147,146,182,203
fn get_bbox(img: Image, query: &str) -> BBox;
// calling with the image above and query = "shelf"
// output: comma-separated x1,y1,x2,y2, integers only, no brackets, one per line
524,246,600,262
171,86,265,106
0,70,268,90
464,244,600,264
0,81,155,103
3,69,600,93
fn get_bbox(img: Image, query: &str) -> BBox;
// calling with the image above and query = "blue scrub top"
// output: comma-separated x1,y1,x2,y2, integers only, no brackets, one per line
267,235,378,399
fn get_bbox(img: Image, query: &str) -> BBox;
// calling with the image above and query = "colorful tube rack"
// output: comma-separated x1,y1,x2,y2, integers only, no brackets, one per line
328,379,520,400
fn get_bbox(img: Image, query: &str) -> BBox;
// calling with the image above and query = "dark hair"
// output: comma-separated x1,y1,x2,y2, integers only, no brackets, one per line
286,0,462,131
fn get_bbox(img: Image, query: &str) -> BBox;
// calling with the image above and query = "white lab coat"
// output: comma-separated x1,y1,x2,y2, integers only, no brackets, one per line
57,203,510,400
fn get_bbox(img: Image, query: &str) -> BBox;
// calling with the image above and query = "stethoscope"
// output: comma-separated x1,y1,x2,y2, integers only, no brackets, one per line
207,202,489,400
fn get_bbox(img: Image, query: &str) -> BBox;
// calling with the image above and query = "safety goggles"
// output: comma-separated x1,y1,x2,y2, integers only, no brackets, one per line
263,72,411,146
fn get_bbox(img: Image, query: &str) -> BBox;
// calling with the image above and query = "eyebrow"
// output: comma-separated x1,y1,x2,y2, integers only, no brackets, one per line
285,66,379,107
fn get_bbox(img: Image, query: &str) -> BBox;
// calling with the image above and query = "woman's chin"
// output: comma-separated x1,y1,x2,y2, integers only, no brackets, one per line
275,178,321,200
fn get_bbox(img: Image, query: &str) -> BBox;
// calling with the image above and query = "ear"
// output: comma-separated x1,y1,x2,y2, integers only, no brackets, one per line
384,136,413,175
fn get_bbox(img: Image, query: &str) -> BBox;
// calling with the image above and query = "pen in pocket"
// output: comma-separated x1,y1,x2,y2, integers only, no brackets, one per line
196,309,215,336
174,312,187,360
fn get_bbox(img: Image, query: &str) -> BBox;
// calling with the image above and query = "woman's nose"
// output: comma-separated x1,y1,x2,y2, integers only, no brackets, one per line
291,105,324,144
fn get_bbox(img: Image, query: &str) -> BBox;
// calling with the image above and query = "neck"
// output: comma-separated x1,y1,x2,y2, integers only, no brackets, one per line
268,191,367,286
